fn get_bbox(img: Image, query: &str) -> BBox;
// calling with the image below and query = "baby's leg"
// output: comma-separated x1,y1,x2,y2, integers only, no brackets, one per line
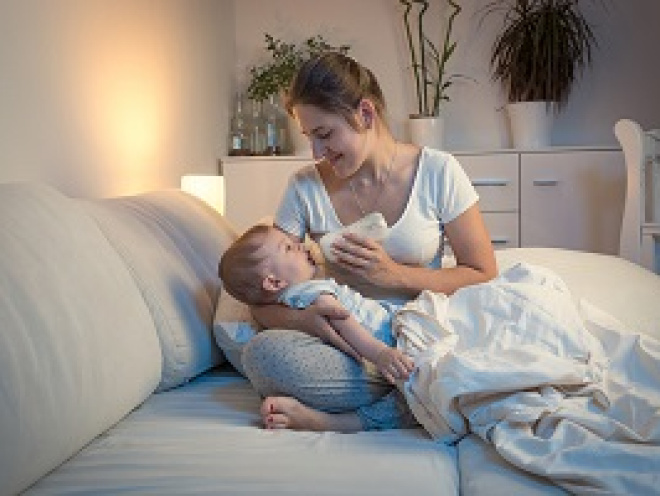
261,397,362,432
242,329,417,431
242,329,389,412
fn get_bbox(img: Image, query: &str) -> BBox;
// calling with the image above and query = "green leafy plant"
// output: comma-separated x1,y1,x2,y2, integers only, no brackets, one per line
246,34,350,102
399,0,462,117
483,0,599,109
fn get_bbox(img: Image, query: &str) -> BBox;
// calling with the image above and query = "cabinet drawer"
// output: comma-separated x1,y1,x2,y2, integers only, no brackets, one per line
483,212,519,249
520,150,624,254
458,154,519,212
444,212,519,257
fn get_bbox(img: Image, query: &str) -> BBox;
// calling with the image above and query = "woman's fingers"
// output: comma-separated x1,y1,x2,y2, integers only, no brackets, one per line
332,233,377,265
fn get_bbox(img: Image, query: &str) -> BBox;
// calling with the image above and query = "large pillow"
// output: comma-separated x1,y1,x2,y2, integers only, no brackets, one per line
496,248,660,339
0,183,162,496
212,290,261,376
83,190,238,390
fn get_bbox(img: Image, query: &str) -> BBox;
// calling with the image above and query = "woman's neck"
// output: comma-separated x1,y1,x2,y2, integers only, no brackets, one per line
357,134,398,183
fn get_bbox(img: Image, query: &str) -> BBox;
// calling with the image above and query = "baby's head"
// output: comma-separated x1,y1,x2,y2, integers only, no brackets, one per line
219,224,318,305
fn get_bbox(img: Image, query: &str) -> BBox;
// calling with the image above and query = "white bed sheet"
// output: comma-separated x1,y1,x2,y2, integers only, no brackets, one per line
397,262,660,494
456,248,660,496
24,367,459,496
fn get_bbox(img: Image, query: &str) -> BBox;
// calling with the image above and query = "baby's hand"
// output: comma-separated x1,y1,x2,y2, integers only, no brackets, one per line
374,347,414,384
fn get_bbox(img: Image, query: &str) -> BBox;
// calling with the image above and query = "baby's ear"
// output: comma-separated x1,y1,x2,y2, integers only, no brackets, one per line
262,274,288,292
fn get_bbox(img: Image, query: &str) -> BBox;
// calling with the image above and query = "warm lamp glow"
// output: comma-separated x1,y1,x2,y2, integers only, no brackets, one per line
181,175,225,215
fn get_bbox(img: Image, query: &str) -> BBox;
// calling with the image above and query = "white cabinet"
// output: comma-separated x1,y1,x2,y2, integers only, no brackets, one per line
456,152,520,250
223,147,625,255
221,156,309,232
520,149,624,254
457,148,624,255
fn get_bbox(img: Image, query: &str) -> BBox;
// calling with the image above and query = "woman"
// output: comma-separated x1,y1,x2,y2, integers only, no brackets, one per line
242,52,496,432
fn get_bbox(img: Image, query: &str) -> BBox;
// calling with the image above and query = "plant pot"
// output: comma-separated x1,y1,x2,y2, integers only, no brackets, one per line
506,101,554,149
287,116,312,157
408,115,445,150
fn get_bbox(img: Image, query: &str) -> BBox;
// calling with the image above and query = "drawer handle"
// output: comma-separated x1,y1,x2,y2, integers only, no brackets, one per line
491,237,510,245
472,179,509,187
533,179,559,186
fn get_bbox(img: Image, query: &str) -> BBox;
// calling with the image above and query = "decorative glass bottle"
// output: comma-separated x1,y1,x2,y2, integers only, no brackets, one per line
263,94,287,155
227,92,251,156
249,99,266,155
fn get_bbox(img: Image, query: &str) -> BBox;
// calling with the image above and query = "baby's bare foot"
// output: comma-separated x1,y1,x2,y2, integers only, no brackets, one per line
260,397,362,433
260,396,329,431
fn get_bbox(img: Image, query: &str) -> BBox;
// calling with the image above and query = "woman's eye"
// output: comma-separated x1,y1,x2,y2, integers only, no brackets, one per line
318,130,332,140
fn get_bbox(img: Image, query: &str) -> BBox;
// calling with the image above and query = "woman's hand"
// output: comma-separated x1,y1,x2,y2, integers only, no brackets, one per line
331,232,400,289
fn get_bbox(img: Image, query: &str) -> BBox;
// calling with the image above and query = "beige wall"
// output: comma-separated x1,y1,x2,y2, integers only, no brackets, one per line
234,0,660,150
1,0,658,198
0,0,234,198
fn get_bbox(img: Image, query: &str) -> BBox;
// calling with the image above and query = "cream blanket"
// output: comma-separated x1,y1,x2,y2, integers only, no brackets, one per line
394,263,660,495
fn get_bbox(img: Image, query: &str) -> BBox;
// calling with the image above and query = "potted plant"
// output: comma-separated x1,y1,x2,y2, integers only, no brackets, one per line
399,0,462,149
483,0,598,148
246,34,350,103
246,34,350,155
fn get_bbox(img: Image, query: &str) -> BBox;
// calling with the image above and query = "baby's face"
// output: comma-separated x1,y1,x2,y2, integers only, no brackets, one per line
257,228,318,285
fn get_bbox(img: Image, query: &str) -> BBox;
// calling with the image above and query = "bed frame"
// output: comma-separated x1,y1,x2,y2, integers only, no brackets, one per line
615,118,660,274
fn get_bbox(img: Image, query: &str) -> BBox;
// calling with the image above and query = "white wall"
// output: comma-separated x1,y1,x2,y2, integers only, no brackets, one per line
1,0,657,198
234,0,660,150
0,0,234,198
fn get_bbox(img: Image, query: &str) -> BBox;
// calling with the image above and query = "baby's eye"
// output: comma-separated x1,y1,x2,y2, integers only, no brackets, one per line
317,130,332,140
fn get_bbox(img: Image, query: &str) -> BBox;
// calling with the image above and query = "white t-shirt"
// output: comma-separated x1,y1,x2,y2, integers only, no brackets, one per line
275,147,478,300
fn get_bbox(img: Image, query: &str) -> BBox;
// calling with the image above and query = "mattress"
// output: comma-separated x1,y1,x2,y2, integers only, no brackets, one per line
24,366,459,495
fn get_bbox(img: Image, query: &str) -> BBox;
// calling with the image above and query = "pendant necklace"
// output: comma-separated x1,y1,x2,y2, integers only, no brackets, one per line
349,143,398,217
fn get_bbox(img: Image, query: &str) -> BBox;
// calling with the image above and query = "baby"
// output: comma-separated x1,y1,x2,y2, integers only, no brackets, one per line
218,224,414,386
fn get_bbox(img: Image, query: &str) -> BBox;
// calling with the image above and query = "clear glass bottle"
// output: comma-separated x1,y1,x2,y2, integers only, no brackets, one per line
263,94,287,155
249,99,266,156
227,92,251,156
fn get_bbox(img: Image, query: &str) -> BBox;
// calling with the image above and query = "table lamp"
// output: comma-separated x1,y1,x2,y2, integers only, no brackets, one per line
180,175,225,215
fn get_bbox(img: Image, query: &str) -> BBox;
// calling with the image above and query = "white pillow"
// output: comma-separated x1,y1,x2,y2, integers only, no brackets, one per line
213,290,261,376
0,183,162,495
84,190,237,390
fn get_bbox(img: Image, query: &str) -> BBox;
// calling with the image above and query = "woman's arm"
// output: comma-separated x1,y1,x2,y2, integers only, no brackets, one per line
332,204,497,297
250,299,360,360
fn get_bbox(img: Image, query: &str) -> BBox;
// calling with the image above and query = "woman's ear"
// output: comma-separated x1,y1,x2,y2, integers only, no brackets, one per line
262,274,287,293
357,99,375,129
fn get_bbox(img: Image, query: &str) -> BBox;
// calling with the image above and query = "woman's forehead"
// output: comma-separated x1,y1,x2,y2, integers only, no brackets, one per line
293,104,340,128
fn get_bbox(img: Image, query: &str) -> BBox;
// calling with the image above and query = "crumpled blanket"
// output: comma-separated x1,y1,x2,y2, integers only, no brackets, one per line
394,262,660,495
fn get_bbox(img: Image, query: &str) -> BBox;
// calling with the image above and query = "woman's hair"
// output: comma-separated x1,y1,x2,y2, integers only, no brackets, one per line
218,224,276,306
285,52,387,129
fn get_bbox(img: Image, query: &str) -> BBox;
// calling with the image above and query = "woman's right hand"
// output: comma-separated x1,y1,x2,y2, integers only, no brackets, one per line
294,298,361,361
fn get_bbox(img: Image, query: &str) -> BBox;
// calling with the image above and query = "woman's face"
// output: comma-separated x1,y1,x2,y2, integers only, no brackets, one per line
292,104,370,178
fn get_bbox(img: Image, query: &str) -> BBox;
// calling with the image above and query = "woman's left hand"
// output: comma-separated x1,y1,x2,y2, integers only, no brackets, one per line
331,232,399,288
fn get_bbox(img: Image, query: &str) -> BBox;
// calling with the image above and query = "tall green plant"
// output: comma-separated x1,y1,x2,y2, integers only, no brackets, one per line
483,0,598,108
400,0,462,117
246,34,350,103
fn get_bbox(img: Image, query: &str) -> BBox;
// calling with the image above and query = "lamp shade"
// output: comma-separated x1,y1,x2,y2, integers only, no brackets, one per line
180,175,225,215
